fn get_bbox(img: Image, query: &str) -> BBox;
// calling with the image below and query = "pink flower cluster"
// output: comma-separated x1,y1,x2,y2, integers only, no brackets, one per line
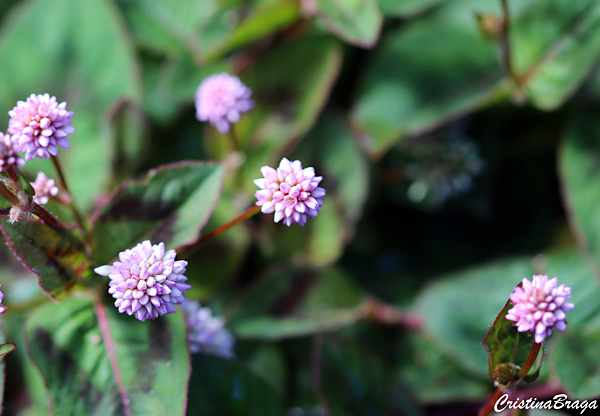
0,132,25,173
8,93,75,161
254,158,325,226
94,241,191,322
31,172,59,204
195,73,254,134
505,275,574,343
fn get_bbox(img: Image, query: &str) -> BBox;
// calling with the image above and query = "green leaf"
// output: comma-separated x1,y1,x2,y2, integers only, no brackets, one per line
511,0,600,110
117,0,213,58
0,217,91,301
235,34,343,195
187,354,285,416
352,0,506,157
204,0,301,63
377,0,449,17
0,342,16,358
552,329,600,398
232,307,365,340
482,287,541,386
25,297,190,416
92,161,225,265
0,0,142,209
315,0,383,48
559,113,600,281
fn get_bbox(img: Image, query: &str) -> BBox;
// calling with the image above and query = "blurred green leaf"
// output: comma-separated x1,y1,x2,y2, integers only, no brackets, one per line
352,0,506,157
117,0,212,58
378,0,449,17
552,329,600,398
187,354,285,416
92,161,224,265
236,34,343,194
511,0,600,110
0,217,90,301
204,0,301,62
232,307,365,340
559,113,600,282
482,288,540,386
0,0,143,209
315,0,383,48
25,297,190,416
399,334,488,404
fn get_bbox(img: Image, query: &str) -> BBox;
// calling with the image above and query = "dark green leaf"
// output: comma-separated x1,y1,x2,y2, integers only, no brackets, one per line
482,287,540,386
315,0,383,48
511,0,600,110
0,217,91,301
378,0,448,17
187,354,285,416
352,0,506,157
25,297,190,416
92,161,225,265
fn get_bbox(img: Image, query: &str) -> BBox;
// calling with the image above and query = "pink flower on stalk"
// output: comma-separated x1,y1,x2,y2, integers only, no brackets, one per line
94,241,191,322
195,73,254,134
505,275,574,343
0,284,6,314
0,132,25,173
181,300,235,358
8,93,75,161
254,158,325,226
31,172,59,204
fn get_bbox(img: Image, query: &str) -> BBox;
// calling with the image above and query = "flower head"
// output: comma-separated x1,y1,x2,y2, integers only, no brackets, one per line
254,158,325,226
505,275,574,343
0,132,25,173
195,73,254,134
181,300,235,358
94,241,191,322
8,93,75,161
31,172,59,204
0,284,6,314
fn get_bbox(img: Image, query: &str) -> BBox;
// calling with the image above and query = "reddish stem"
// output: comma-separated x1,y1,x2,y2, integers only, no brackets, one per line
477,387,505,416
94,301,132,416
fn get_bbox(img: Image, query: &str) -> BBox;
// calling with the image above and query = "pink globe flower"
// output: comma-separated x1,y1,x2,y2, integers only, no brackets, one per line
181,300,235,358
195,73,254,134
94,241,191,322
31,172,59,204
505,275,574,343
8,93,75,161
0,132,25,173
254,157,325,226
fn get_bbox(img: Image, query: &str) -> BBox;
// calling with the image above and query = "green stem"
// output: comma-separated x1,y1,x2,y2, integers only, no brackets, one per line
499,0,519,85
0,181,19,206
51,156,89,233
177,205,260,257
228,124,241,152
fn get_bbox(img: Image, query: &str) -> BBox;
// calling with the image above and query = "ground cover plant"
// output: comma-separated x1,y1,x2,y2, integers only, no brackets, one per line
0,0,600,415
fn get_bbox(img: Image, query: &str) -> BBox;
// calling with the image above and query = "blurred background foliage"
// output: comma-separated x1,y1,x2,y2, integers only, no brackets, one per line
1,0,600,415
